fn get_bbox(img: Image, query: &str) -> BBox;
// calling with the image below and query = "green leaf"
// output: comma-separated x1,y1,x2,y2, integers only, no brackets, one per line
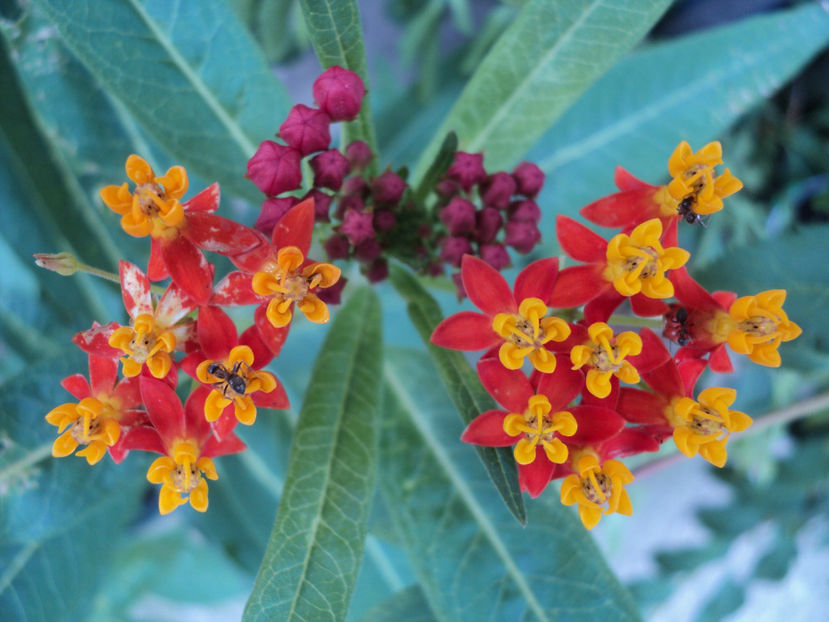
30,0,292,200
381,348,642,622
529,4,829,233
695,226,829,357
388,265,526,525
359,586,437,622
696,579,744,622
299,0,378,167
412,0,673,180
244,288,383,622
413,131,458,204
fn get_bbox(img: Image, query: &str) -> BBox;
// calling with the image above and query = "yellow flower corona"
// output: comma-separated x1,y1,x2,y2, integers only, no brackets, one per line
491,297,570,373
502,395,577,465
100,154,188,239
603,219,690,298
571,322,642,399
725,290,802,367
109,313,176,379
146,440,218,515
196,345,277,425
668,388,752,467
252,246,341,328
45,397,122,465
560,451,634,530
666,141,743,216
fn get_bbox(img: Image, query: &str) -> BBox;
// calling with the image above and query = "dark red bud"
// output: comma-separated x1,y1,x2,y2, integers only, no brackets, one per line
345,140,374,170
481,172,516,209
505,221,541,253
440,236,473,268
317,277,347,305
324,234,351,260
343,176,368,197
310,148,350,191
279,104,331,156
479,243,511,270
435,179,460,198
476,207,503,244
512,161,545,197
371,171,406,206
304,189,334,223
354,238,382,262
426,261,444,277
508,199,541,224
365,258,389,283
313,66,365,122
255,196,298,236
340,208,375,246
373,209,396,232
440,197,476,235
447,152,486,191
247,141,302,196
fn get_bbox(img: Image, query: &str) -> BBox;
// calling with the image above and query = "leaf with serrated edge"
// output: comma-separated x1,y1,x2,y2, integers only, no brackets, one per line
528,4,829,235
388,265,526,525
412,0,672,181
381,348,642,622
31,0,291,200
244,288,382,622
299,0,378,170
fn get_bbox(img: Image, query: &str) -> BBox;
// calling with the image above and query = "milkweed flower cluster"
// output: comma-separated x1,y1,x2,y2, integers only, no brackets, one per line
432,141,801,530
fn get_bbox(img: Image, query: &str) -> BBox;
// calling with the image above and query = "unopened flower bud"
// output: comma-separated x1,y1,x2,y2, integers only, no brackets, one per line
255,197,297,235
304,189,334,223
440,197,476,235
335,194,364,220
505,221,541,253
481,172,516,209
476,207,503,244
508,199,541,224
512,161,545,197
317,276,347,305
34,252,78,276
479,243,511,270
373,209,396,232
279,104,331,156
447,152,486,191
311,149,350,191
354,238,382,262
247,140,302,196
371,171,406,206
435,178,460,198
343,176,369,197
366,258,389,283
313,66,365,122
324,234,351,260
440,236,473,267
340,208,375,246
346,140,374,170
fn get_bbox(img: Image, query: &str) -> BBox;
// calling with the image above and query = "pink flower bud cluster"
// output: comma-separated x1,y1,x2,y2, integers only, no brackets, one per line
436,153,545,295
248,66,366,234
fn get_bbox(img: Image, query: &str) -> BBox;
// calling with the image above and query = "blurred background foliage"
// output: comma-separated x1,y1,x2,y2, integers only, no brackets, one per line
1,0,829,620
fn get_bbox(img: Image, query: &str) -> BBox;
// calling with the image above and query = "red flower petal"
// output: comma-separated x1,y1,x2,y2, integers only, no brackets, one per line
228,234,271,273
61,374,91,400
599,427,660,460
140,377,186,447
460,410,513,446
614,167,653,191
160,235,214,305
678,359,707,396
73,322,121,358
112,376,142,409
712,290,737,309
213,272,262,306
630,293,668,318
670,267,720,311
183,182,220,213
88,354,118,396
197,305,237,360
708,343,733,373
642,360,684,399
253,382,290,410
183,213,261,255
555,215,607,263
579,376,619,409
616,388,668,425
628,328,671,374
203,432,246,458
155,281,197,327
179,351,205,380
461,255,515,316
255,303,291,357
477,359,533,412
518,449,555,498
536,356,583,410
584,290,623,324
548,266,607,308
184,385,214,444
240,325,275,368
567,405,625,445
272,197,314,255
430,311,501,351
147,237,169,281
513,257,558,303
119,260,152,319
113,426,164,459
580,187,659,229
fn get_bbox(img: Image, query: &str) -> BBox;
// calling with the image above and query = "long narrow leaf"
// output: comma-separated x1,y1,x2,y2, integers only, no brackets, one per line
388,265,526,525
244,288,383,622
412,0,672,180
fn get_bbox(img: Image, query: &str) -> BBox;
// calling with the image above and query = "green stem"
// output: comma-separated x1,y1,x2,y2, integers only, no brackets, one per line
633,391,829,477
606,314,664,328
34,251,166,296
